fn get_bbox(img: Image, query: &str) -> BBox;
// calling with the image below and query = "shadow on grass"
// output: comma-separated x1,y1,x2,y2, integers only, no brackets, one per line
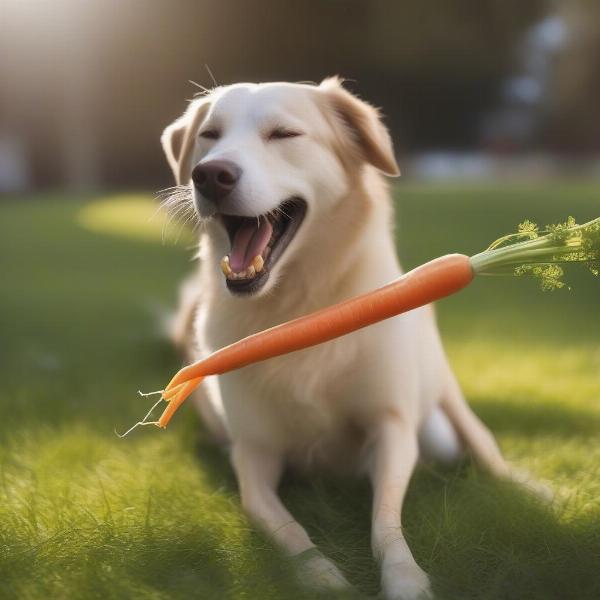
0,522,320,600
406,468,600,600
193,432,379,597
193,431,600,600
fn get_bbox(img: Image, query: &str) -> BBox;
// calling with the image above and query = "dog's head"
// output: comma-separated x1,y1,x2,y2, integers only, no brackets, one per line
161,77,399,297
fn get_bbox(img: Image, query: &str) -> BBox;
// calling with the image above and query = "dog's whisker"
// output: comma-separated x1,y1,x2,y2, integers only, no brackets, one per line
156,185,191,198
157,191,192,207
157,189,194,217
163,211,190,236
205,64,218,87
159,198,192,215
160,197,201,243
156,194,191,209
156,184,186,195
166,203,192,221
189,79,211,94
151,193,191,224
161,205,193,242
175,211,200,243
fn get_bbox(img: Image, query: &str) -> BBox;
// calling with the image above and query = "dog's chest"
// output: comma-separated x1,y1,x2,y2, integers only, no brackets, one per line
237,336,367,469
202,303,365,455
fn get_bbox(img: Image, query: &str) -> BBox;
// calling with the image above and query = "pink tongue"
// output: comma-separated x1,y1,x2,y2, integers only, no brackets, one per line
229,217,273,272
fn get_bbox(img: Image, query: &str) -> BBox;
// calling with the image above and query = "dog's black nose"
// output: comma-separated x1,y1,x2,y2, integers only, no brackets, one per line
191,160,242,202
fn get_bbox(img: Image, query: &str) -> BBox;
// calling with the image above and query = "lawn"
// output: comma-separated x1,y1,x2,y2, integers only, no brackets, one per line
0,183,599,599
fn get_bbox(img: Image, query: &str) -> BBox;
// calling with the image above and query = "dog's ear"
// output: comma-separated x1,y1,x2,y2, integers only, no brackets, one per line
319,77,400,176
161,99,211,185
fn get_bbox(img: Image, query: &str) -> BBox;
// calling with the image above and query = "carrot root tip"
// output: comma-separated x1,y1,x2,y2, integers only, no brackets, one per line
117,395,166,438
137,389,165,398
114,420,162,438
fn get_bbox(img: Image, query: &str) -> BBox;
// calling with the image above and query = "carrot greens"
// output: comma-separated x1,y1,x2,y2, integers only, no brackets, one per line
471,216,600,290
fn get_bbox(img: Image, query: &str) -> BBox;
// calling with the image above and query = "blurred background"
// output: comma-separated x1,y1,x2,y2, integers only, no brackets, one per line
1,0,600,192
1,2,599,599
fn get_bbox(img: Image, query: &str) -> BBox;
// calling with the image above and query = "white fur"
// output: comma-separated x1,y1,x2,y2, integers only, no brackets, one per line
162,78,541,600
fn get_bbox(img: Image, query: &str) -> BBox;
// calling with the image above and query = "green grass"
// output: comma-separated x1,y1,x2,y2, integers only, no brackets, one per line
0,183,599,599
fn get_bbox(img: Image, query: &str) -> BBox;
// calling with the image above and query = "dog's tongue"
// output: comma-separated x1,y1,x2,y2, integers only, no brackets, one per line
229,217,273,272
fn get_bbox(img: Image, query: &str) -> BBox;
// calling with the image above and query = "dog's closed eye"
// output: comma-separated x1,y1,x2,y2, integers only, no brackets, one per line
267,127,303,141
200,129,221,140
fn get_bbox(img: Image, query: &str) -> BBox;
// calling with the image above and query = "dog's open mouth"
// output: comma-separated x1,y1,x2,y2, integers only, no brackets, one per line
218,198,307,295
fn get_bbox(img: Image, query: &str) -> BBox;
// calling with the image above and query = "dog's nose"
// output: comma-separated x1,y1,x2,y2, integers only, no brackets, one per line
191,160,242,202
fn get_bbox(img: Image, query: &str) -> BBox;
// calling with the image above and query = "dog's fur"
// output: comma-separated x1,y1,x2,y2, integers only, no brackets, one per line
161,78,538,599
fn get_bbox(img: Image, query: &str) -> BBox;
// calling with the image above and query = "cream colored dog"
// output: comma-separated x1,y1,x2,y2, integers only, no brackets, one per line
161,78,532,600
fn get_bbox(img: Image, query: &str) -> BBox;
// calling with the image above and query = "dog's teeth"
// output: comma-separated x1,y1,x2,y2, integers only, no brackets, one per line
220,256,232,276
252,255,264,273
222,256,262,281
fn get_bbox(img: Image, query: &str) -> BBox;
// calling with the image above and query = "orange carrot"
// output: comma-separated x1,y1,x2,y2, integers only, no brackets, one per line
156,254,473,428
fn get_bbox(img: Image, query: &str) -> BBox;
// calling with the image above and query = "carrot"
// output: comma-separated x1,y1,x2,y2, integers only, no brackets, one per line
122,215,598,435
156,254,473,428
159,378,202,427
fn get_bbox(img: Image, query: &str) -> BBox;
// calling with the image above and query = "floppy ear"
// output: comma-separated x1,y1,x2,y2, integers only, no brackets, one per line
319,77,400,176
161,99,211,185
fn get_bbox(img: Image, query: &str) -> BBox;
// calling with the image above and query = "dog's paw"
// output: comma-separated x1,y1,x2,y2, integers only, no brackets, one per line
381,561,432,600
293,548,352,592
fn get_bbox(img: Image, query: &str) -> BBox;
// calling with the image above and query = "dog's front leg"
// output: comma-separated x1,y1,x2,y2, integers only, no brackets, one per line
231,442,351,591
370,412,432,600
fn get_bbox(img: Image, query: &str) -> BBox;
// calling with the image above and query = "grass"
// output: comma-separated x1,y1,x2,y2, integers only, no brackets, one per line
0,182,599,599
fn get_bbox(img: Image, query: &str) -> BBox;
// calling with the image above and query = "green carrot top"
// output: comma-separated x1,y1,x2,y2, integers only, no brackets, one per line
470,216,600,290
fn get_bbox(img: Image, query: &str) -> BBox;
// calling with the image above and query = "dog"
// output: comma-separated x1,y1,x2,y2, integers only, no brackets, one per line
161,78,540,600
